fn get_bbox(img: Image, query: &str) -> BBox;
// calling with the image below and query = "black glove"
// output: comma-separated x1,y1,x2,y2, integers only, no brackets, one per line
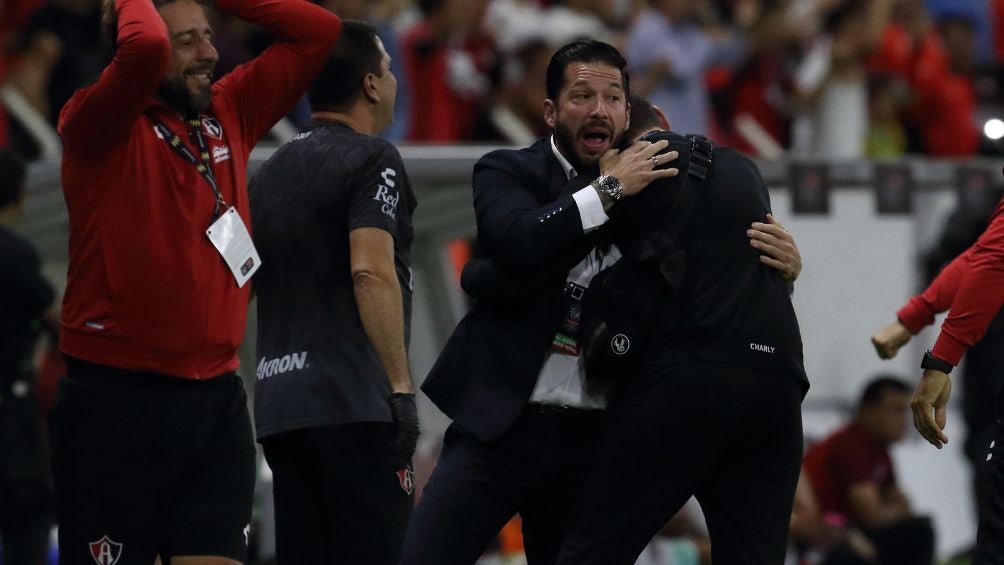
389,392,420,464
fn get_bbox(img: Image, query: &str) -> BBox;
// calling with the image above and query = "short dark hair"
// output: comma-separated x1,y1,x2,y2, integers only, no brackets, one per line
308,20,383,113
0,150,27,209
858,375,912,409
626,94,662,140
545,40,629,101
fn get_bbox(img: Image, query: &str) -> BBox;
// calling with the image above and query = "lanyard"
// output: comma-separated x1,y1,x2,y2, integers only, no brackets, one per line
151,114,227,219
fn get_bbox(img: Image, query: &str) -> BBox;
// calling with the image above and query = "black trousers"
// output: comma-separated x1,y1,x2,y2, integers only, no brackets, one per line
556,361,804,565
261,423,413,565
863,516,935,565
50,360,255,564
973,382,1004,564
399,405,606,565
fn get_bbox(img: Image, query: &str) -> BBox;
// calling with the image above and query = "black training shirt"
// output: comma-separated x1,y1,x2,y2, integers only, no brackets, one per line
249,121,417,439
0,227,54,383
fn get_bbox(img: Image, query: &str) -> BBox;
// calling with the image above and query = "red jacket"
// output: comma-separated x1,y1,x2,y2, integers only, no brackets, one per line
898,195,1004,365
58,0,340,379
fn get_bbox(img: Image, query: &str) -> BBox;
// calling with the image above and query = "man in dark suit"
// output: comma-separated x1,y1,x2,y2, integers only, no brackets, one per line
400,39,676,565
400,43,803,565
555,97,809,565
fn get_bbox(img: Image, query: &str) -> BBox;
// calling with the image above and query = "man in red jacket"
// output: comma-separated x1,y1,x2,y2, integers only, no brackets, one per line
872,189,1004,562
49,0,340,563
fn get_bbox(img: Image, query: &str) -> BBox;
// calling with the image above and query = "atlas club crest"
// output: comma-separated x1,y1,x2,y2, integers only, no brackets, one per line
396,465,415,495
89,535,123,565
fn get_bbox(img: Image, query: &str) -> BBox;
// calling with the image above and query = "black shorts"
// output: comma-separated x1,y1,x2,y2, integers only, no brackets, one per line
50,358,255,564
261,423,413,565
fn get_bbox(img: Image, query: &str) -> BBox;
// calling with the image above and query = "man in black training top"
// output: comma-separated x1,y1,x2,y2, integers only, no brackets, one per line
556,96,808,565
0,150,57,565
248,20,418,565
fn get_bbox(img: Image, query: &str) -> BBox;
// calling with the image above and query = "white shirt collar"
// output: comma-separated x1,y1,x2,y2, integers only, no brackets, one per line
550,135,577,180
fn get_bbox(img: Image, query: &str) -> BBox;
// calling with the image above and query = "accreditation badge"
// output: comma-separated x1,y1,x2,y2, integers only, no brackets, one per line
206,206,261,288
551,281,586,356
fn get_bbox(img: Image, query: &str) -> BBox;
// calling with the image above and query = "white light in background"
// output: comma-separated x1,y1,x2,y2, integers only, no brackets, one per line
985,119,1004,140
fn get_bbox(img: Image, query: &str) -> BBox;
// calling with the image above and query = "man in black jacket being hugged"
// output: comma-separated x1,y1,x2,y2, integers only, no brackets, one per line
555,98,809,565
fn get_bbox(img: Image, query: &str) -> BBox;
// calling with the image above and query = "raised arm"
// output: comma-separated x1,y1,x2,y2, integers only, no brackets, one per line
58,0,170,156
213,0,341,147
930,206,1004,365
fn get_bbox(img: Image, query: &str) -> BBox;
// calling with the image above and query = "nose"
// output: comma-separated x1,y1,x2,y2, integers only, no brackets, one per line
197,36,218,63
589,97,611,120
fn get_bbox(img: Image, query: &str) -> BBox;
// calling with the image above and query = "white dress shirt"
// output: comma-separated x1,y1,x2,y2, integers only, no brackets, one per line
528,136,617,409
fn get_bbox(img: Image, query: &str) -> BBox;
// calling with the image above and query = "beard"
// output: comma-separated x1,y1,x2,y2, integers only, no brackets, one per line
157,74,212,117
553,118,620,172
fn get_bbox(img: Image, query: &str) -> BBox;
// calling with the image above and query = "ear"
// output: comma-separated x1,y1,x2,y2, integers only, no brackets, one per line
653,104,671,131
543,99,557,129
362,73,380,105
625,100,631,132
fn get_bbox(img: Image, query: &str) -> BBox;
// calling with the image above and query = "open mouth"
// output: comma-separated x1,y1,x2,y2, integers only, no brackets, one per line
580,128,611,152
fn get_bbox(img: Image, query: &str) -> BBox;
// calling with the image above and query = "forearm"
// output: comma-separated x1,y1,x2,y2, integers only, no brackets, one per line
214,0,340,143
897,243,974,333
354,272,413,393
59,0,169,150
214,0,339,44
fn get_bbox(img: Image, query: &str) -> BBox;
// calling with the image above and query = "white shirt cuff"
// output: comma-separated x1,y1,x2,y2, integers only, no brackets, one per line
573,186,610,232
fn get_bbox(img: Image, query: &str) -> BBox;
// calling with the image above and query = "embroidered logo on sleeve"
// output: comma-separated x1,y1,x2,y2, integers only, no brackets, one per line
374,167,400,219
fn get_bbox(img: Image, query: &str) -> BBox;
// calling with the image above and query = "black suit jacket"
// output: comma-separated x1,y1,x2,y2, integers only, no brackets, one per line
422,138,601,441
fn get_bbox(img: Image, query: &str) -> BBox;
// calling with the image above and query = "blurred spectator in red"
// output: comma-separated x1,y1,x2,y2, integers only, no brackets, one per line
803,375,935,565
401,0,496,142
790,467,879,565
723,1,806,156
868,0,979,156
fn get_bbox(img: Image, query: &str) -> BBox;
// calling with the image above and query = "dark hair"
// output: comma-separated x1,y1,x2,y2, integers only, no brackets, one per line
858,375,911,409
103,0,211,48
308,20,383,113
545,40,629,101
418,0,446,17
0,150,27,209
626,94,662,140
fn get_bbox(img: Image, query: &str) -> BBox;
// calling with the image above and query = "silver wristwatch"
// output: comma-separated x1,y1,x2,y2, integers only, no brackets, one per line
594,175,623,202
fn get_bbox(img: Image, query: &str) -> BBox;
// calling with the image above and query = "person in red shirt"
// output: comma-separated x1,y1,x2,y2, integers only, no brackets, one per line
49,0,340,564
803,376,934,565
872,183,1004,561
400,0,494,142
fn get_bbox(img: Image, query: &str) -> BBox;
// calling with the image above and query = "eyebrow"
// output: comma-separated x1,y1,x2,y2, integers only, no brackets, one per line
172,27,213,40
569,79,623,90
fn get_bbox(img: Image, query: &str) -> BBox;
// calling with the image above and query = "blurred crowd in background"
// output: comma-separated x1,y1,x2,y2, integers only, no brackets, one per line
1,0,1003,161
4,0,1004,161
